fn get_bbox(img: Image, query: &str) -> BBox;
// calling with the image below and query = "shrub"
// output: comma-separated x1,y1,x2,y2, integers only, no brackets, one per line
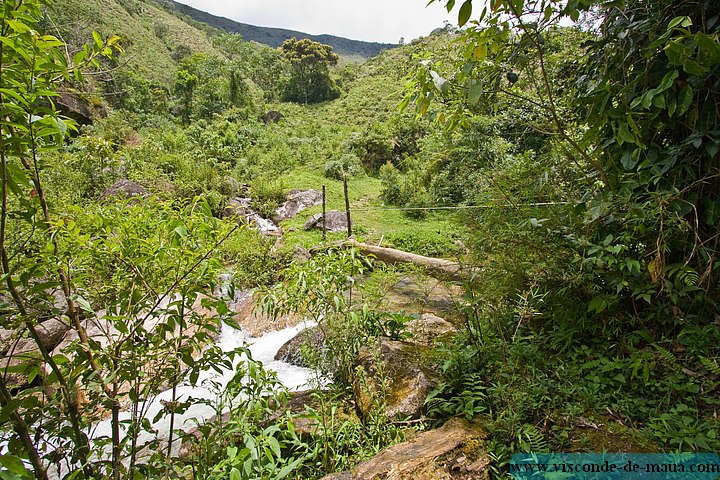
324,153,364,180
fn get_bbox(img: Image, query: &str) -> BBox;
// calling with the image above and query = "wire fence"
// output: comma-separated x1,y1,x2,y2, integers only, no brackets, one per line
350,201,571,213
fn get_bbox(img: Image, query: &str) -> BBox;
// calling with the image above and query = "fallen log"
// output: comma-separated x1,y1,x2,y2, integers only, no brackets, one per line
345,239,467,281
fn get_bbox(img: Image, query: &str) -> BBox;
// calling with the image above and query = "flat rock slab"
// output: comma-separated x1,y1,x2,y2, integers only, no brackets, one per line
378,276,463,322
274,189,323,223
99,180,148,202
406,313,456,346
321,417,489,480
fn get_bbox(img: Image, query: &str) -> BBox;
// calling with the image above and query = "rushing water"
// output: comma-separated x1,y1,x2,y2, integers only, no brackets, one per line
46,319,315,478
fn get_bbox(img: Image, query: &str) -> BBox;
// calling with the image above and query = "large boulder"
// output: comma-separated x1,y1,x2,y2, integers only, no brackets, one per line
99,180,148,202
261,110,283,124
273,189,323,223
405,313,456,346
353,338,435,420
57,89,106,125
304,210,348,233
321,417,490,480
0,318,73,387
229,291,303,337
222,197,253,218
0,329,16,356
0,338,43,388
274,326,326,367
381,276,463,321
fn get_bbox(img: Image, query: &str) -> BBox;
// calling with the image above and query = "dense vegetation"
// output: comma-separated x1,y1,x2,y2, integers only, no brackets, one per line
0,0,718,478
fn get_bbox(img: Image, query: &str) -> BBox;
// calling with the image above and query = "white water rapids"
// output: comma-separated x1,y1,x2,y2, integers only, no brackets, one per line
46,318,316,478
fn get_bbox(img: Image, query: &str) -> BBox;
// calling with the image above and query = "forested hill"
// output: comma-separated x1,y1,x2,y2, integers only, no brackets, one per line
159,0,397,58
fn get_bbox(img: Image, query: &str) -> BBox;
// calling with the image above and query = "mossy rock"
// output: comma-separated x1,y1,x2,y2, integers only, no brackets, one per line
352,338,436,419
567,415,660,453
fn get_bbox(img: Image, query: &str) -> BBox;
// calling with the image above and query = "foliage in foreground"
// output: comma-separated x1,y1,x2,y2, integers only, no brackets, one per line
404,0,720,469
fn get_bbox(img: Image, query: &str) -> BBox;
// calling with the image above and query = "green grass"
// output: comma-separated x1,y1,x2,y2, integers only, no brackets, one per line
274,167,466,257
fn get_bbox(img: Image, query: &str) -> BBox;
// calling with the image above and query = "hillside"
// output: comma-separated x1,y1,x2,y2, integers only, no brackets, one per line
160,0,397,59
47,0,224,86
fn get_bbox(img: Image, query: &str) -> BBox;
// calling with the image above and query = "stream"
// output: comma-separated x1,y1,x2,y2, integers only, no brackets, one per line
47,318,315,478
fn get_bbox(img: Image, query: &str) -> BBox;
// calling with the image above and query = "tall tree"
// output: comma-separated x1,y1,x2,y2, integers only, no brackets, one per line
280,37,340,104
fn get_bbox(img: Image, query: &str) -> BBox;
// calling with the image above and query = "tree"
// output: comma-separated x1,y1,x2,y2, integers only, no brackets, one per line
280,37,340,104
215,33,290,102
413,0,720,323
0,1,120,477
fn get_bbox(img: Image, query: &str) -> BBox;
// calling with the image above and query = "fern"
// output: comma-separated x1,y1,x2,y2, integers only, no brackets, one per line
667,264,701,287
424,373,487,420
516,424,548,453
700,356,720,376
653,343,680,370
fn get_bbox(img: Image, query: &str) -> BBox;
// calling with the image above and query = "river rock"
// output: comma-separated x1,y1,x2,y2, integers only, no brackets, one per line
229,291,303,337
99,180,148,202
0,329,16,356
304,210,348,233
222,197,253,218
379,276,463,320
321,417,490,480
0,318,73,387
405,313,456,346
273,189,323,223
274,327,326,367
0,338,43,388
353,338,434,420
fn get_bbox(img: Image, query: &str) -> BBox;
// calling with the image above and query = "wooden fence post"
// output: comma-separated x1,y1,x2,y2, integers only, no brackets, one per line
343,173,352,238
322,184,326,241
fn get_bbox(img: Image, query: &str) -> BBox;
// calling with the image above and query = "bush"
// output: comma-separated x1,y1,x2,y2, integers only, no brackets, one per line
350,123,393,172
387,229,462,258
324,153,364,180
249,178,286,219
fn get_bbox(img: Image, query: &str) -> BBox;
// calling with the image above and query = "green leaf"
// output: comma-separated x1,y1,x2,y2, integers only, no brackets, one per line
621,149,637,170
53,117,67,137
446,0,456,12
664,40,692,65
695,32,720,65
230,467,241,480
467,80,482,105
0,455,30,476
6,19,30,33
682,58,707,75
458,0,473,27
652,92,666,109
656,70,678,93
73,295,94,313
472,44,487,60
617,123,635,145
668,16,692,29
588,296,608,314
92,31,103,48
677,85,693,115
